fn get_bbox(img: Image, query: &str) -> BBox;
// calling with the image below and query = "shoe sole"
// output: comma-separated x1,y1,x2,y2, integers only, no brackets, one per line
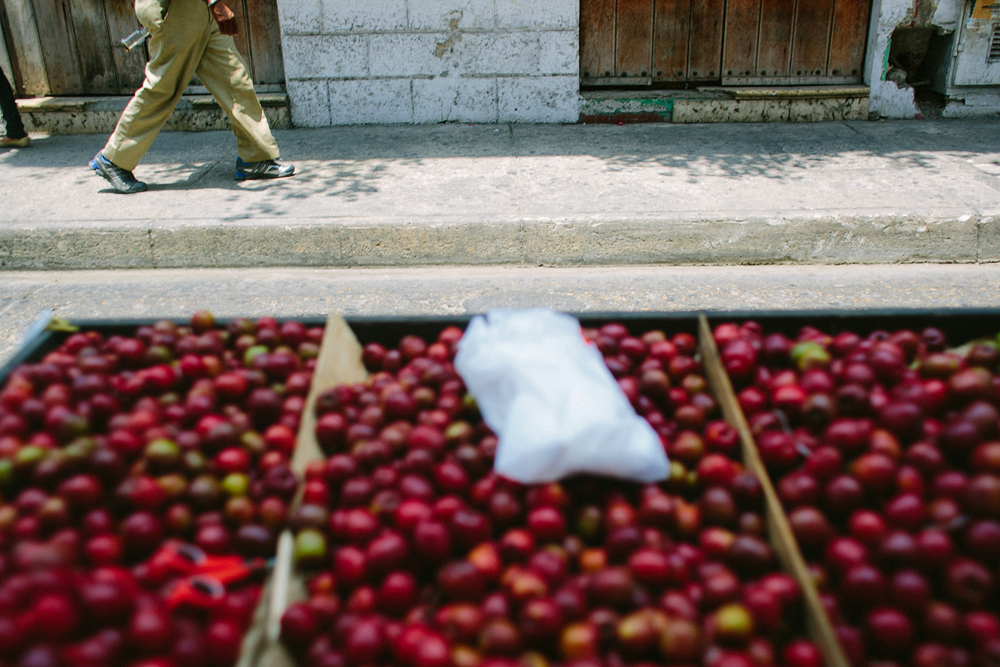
234,170,295,181
90,158,147,194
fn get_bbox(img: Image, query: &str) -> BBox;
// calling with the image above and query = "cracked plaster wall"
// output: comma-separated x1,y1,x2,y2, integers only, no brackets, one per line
277,0,583,125
865,0,928,118
865,0,1000,118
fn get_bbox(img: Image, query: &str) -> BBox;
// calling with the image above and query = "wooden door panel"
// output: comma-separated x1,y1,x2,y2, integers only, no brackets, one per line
70,0,118,93
653,0,690,81
688,0,724,79
756,0,794,77
246,0,284,84
790,0,834,76
228,0,253,77
27,0,285,94
581,0,616,79
722,0,759,78
30,0,84,94
616,0,653,78
828,0,870,78
102,0,147,93
585,0,867,86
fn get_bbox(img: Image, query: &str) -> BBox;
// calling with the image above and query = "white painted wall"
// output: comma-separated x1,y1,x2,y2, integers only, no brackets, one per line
278,0,583,125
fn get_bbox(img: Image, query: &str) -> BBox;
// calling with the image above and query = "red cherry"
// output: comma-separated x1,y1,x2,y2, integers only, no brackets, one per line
413,520,452,563
215,447,250,473
378,571,417,616
366,531,409,577
281,601,319,650
866,607,914,657
32,594,77,640
527,507,566,543
334,546,369,590
128,605,173,655
344,617,385,665
205,619,243,667
783,640,824,667
413,634,451,667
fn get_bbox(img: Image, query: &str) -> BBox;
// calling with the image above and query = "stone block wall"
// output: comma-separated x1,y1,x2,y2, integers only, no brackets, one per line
278,0,583,125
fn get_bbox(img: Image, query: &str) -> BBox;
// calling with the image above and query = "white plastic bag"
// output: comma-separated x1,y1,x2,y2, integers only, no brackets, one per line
454,309,668,484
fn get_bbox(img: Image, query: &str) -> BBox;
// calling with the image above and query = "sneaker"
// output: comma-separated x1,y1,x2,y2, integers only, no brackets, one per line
89,153,147,194
1,135,30,148
235,157,294,181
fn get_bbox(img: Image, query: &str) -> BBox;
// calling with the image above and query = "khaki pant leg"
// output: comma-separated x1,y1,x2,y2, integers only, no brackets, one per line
196,29,279,163
102,0,212,171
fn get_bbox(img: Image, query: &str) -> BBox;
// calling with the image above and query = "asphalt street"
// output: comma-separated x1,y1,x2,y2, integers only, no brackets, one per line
3,263,1000,366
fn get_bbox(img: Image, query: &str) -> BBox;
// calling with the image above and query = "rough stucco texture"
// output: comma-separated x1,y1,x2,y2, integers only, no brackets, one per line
865,0,919,119
865,0,1000,119
278,0,583,125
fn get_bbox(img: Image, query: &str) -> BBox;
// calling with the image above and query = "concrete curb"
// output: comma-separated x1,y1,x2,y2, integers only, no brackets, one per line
1,214,995,270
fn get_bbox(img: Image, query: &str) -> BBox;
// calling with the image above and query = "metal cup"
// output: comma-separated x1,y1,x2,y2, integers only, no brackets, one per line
121,27,151,51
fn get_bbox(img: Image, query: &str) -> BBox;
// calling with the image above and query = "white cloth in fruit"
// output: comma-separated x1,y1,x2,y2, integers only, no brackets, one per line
454,309,668,484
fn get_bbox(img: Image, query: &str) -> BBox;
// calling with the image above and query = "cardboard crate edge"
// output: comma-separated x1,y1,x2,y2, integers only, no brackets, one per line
0,316,331,382
7,309,1000,382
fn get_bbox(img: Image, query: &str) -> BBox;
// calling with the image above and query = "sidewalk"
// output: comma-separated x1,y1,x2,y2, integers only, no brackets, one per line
1,118,999,270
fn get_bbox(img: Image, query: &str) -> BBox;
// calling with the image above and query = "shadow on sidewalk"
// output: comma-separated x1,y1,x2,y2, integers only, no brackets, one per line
2,118,998,218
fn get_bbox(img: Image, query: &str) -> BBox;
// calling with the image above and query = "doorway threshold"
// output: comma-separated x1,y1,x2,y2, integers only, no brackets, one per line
580,85,870,123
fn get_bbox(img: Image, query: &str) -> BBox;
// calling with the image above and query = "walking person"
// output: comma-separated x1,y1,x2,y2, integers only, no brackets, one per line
0,67,29,148
90,0,293,193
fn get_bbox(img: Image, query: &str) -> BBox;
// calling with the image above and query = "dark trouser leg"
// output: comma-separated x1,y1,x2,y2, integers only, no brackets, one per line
0,69,27,139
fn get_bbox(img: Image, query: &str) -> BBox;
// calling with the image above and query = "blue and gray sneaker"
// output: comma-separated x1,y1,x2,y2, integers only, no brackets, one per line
89,153,147,194
235,157,295,181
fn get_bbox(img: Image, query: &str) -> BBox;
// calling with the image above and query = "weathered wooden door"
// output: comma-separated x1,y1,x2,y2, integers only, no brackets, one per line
580,0,870,87
22,0,284,95
26,0,146,94
722,0,870,84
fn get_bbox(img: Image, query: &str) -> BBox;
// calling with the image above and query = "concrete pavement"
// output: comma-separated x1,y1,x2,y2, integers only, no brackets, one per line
4,264,1000,366
1,118,999,270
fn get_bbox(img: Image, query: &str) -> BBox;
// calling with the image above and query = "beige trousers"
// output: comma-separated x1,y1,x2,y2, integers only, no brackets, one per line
102,0,279,171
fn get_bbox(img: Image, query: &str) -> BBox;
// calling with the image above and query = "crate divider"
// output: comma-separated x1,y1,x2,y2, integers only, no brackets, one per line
697,315,850,667
291,314,368,476
237,529,298,667
240,314,370,666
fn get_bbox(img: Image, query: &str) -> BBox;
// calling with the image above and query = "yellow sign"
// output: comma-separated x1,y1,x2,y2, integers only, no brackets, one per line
972,0,999,19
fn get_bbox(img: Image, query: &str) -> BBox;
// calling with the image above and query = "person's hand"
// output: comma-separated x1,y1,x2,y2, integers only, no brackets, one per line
210,0,238,35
